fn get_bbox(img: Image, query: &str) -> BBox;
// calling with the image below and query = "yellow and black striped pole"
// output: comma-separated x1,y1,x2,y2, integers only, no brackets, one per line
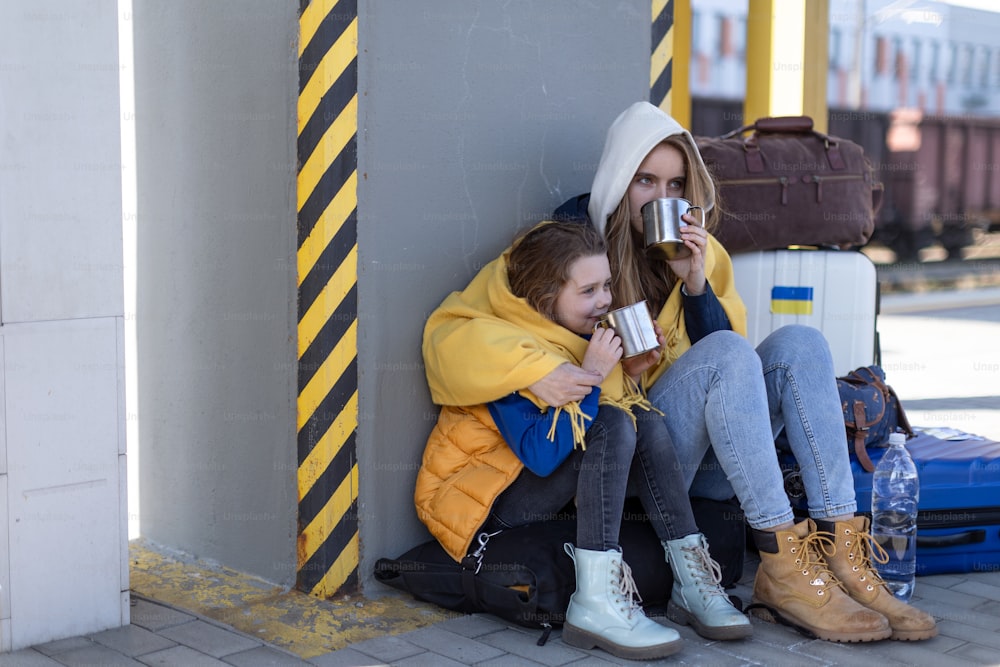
651,0,691,129
296,0,359,597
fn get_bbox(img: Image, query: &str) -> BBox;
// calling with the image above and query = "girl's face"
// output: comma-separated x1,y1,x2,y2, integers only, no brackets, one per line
626,142,687,234
552,254,613,335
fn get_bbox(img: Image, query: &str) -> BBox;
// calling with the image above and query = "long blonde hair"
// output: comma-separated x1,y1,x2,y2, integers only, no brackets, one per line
605,135,720,311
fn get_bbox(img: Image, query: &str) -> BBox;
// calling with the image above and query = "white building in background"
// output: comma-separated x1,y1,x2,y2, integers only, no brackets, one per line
691,0,1000,116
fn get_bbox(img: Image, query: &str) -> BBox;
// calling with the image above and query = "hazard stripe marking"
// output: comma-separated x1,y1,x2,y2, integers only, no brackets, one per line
297,0,358,598
298,137,357,246
651,0,674,109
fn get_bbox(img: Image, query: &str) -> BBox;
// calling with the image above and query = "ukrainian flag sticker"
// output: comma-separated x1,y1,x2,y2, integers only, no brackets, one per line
771,286,814,315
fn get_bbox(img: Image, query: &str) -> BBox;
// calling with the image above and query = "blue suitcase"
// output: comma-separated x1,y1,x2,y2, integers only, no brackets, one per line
780,428,1000,575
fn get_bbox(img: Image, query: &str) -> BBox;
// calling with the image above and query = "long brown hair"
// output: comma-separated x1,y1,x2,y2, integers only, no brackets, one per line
508,221,607,321
604,135,720,311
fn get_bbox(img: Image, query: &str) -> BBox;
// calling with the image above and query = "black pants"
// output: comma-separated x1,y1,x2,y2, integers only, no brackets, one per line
485,405,698,550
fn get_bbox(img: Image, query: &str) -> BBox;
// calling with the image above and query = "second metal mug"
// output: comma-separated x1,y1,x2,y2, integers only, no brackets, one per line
594,301,659,358
641,197,704,260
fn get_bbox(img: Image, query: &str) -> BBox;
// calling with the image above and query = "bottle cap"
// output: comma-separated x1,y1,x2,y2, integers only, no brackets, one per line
888,432,906,446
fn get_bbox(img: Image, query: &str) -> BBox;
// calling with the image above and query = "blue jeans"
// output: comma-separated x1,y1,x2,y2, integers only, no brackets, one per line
646,325,857,529
486,405,698,550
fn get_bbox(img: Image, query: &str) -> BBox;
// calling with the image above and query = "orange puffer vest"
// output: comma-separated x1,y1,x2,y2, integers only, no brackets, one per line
414,404,524,562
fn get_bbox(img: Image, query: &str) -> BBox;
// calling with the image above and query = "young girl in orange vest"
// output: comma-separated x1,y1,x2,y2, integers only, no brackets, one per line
416,221,750,661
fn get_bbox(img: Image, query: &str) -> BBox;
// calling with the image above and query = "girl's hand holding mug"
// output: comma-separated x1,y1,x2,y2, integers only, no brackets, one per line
665,214,708,295
582,326,623,381
621,320,665,382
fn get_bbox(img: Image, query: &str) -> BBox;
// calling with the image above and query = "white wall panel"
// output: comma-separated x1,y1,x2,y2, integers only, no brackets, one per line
4,318,123,648
0,335,6,475
119,453,130,608
0,3,123,324
0,335,10,650
0,473,10,628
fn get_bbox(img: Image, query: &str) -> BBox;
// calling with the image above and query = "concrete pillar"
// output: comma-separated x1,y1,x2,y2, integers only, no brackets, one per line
131,0,300,586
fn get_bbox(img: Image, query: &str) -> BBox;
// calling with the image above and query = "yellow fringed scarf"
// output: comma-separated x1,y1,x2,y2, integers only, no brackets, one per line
547,403,592,448
545,374,662,447
422,238,657,449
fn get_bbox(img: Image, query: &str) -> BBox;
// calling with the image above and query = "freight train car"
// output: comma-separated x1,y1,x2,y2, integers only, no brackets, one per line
831,108,1000,261
692,97,1000,261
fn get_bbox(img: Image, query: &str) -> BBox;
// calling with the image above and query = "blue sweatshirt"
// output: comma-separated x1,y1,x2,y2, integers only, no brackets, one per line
683,282,731,343
487,387,600,477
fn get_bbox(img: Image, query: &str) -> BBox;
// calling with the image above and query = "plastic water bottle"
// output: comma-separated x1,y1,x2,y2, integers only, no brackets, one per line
871,431,919,602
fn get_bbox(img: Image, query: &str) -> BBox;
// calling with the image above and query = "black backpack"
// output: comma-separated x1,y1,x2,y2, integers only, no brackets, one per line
374,496,745,631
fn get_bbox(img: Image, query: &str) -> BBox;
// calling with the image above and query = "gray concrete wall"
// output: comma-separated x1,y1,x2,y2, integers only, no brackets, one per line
356,0,651,589
132,1,300,584
129,0,653,593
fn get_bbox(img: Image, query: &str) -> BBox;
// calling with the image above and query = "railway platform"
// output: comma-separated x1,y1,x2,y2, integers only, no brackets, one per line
5,259,1000,667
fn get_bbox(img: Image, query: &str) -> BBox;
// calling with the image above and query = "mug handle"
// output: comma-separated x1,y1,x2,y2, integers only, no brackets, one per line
686,206,704,228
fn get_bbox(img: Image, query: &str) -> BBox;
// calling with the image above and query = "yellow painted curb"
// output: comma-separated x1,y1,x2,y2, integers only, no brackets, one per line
129,539,456,659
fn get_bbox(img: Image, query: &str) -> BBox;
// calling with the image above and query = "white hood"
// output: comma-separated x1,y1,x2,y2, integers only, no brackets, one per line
588,101,715,236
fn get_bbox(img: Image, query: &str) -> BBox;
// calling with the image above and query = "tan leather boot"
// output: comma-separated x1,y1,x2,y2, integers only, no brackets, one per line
814,517,938,641
750,519,891,643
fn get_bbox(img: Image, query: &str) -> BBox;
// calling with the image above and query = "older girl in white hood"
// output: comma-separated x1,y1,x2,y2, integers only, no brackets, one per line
586,101,936,644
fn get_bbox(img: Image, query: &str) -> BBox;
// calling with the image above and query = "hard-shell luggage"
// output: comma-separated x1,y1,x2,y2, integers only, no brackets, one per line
731,248,879,376
780,428,1000,575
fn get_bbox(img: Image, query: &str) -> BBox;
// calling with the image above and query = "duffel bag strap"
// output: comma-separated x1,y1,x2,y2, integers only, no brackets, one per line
726,115,847,174
753,115,815,134
720,115,814,139
871,179,885,215
741,137,765,173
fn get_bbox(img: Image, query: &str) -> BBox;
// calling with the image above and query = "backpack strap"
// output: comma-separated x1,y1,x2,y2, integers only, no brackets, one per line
460,550,481,608
460,530,501,610
887,384,914,437
851,399,877,473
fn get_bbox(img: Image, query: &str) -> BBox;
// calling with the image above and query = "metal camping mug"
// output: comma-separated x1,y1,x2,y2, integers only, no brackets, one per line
641,197,705,260
594,301,659,358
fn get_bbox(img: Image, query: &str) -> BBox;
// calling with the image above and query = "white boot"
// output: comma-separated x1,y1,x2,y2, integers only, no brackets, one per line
562,544,682,661
663,533,752,640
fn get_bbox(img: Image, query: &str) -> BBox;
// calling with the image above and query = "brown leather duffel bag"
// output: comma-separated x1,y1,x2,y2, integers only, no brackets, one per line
695,116,883,254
